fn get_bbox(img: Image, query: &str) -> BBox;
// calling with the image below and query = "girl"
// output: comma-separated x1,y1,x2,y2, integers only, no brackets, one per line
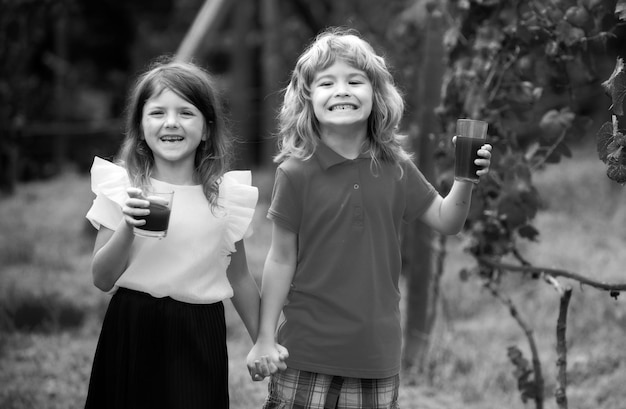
84,58,263,409
246,28,492,409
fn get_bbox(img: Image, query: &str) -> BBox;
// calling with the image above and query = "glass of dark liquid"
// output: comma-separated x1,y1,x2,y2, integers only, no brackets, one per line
454,119,488,183
133,187,174,239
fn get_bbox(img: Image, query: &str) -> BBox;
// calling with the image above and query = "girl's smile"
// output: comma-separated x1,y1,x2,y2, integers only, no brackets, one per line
141,88,206,171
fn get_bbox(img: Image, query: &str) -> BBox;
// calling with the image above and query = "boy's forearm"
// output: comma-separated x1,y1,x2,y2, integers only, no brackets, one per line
439,180,474,234
256,261,294,343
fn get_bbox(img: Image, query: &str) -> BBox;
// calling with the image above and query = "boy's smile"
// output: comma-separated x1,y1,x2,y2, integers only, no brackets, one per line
311,60,373,133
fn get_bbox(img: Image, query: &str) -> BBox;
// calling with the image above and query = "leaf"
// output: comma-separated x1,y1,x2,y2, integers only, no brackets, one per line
564,5,590,28
497,188,541,230
517,224,540,241
616,0,626,21
597,121,614,163
601,58,626,115
555,20,586,47
607,163,626,183
539,108,575,140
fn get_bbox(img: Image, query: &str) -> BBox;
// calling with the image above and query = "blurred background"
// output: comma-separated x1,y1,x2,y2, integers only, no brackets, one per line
1,1,626,408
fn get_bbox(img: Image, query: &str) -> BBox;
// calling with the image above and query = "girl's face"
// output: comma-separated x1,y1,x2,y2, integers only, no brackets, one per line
310,60,373,134
141,88,206,171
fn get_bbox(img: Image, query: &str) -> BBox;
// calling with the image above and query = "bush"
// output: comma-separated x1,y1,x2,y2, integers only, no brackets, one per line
0,289,86,334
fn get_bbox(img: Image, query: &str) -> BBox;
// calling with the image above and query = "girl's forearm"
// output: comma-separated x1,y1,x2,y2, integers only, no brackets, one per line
91,222,134,291
230,274,262,342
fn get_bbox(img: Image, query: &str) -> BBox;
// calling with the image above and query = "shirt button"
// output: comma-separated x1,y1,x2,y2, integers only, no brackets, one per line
353,183,360,189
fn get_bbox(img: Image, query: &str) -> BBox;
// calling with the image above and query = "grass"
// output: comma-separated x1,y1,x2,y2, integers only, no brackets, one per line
0,142,624,409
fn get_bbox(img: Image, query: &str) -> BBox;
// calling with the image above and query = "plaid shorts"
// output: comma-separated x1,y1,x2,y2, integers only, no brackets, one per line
262,368,400,409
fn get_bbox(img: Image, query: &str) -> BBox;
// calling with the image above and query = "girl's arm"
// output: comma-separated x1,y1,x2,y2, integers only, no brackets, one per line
246,222,296,378
420,142,492,235
91,187,150,292
227,239,261,342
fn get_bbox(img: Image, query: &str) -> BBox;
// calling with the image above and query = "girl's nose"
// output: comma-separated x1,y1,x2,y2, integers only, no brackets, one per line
164,113,179,128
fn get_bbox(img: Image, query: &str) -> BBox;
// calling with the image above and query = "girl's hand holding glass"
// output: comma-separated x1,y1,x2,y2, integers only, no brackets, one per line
122,187,151,228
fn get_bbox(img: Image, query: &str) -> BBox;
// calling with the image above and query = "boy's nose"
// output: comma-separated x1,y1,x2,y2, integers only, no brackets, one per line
335,82,350,96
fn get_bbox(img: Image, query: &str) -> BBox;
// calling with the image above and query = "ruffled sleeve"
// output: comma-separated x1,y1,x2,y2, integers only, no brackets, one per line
85,157,131,230
219,170,259,253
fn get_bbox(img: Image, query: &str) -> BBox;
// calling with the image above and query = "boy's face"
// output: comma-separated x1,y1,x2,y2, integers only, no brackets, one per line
310,60,373,134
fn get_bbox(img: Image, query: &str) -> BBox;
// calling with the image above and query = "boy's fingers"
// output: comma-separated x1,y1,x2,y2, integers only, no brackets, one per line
275,359,288,371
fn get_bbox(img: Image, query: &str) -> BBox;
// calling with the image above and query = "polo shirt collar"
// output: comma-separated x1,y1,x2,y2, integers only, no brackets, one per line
314,140,370,170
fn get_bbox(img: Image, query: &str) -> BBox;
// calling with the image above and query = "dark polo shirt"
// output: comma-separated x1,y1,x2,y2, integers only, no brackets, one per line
268,142,437,378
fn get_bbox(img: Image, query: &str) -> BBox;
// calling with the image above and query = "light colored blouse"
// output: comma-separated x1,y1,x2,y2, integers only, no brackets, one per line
85,156,258,304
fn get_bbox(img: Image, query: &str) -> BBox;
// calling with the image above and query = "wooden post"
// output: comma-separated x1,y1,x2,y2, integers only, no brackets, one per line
402,2,447,375
175,0,228,62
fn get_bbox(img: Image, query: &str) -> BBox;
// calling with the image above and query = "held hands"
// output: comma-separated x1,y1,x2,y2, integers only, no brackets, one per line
246,341,289,382
123,187,150,228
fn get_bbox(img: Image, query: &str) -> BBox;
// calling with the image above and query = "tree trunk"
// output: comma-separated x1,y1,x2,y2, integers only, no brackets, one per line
401,4,447,376
230,0,258,167
259,0,282,166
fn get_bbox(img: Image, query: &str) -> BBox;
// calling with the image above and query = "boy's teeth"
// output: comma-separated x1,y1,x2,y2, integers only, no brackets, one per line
331,104,355,111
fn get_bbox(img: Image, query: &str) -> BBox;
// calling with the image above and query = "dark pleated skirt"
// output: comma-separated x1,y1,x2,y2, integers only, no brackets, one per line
85,288,229,409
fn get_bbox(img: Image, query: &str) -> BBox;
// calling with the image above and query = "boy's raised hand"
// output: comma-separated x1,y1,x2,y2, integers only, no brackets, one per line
476,143,493,177
246,342,289,381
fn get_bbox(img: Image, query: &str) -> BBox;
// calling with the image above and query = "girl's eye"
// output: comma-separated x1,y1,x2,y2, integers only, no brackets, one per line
181,111,194,117
148,110,164,116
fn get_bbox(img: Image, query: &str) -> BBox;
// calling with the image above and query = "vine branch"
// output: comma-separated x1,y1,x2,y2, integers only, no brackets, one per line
478,257,626,294
483,280,544,409
555,285,573,409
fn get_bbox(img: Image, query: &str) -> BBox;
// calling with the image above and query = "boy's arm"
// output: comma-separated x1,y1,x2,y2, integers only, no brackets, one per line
246,222,296,379
420,181,474,235
227,240,261,342
421,142,492,235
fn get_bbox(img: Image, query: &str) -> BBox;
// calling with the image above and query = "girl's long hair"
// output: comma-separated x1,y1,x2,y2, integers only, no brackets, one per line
275,27,412,170
116,57,232,207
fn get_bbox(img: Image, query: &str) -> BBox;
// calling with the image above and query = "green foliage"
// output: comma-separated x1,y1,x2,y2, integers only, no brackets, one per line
438,0,624,264
507,346,539,404
598,58,626,182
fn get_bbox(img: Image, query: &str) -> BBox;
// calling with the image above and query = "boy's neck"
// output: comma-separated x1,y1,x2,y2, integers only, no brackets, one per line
320,127,367,160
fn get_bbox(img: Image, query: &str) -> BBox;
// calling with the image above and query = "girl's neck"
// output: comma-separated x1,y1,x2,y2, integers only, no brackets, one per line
319,126,367,160
152,160,197,185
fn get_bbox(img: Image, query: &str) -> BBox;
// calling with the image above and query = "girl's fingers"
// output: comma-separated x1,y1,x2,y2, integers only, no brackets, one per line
256,357,271,377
